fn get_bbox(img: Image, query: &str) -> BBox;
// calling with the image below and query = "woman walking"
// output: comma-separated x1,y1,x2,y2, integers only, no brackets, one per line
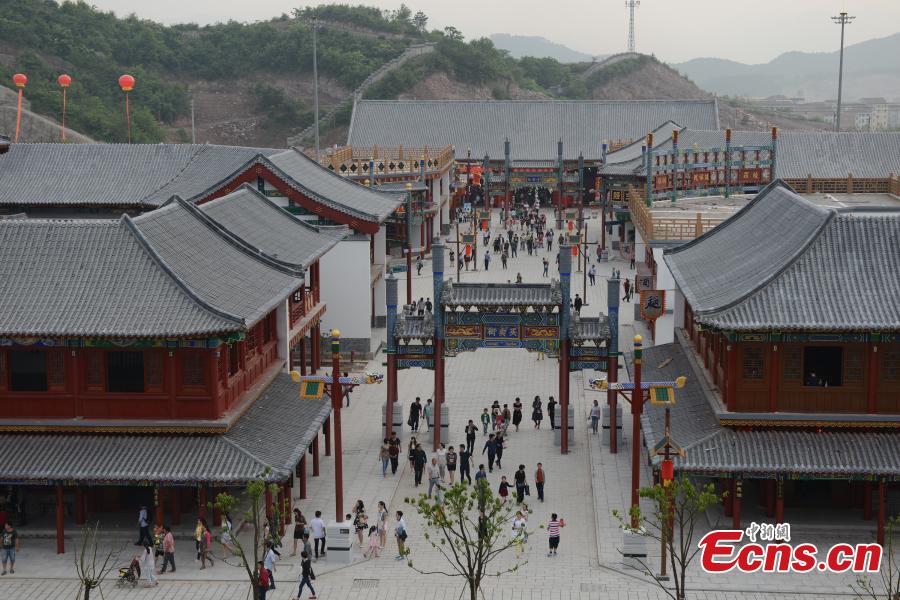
353,500,368,548
376,501,389,549
531,396,543,429
445,446,458,483
407,437,418,473
199,518,214,569
379,439,391,477
291,509,307,556
395,511,408,560
512,398,523,432
297,551,316,599
141,544,158,586
436,444,447,480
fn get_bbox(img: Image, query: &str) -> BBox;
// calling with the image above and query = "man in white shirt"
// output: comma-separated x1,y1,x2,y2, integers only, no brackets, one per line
426,457,443,498
309,511,326,560
394,511,408,560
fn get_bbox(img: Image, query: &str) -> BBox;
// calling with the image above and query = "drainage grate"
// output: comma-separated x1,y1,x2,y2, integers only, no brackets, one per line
351,579,380,590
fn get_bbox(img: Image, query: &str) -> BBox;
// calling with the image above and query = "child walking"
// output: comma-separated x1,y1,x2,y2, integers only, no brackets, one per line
363,525,380,558
547,513,566,557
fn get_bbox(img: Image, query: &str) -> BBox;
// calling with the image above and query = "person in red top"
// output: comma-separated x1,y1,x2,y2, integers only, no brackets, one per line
159,525,175,573
257,561,270,600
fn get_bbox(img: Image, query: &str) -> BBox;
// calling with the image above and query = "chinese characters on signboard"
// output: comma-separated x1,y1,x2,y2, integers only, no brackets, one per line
640,290,665,321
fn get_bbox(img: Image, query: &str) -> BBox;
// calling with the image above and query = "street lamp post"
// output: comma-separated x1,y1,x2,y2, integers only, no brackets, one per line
405,182,413,305
630,334,643,528
330,329,344,522
831,12,855,132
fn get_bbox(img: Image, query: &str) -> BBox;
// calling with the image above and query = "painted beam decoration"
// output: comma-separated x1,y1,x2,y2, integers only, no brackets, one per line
444,312,560,356
646,129,776,203
289,370,384,394
590,376,687,392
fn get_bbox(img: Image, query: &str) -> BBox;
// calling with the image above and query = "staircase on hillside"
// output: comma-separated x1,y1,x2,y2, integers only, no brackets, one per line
287,42,435,147
580,52,643,79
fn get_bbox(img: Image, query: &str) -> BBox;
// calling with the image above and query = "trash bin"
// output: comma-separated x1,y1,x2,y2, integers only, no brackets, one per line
326,520,354,564
552,404,576,447
602,405,623,446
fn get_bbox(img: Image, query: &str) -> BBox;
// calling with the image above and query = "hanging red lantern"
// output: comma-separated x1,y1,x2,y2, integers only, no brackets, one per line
567,220,574,232
58,74,72,142
465,244,471,257
118,74,135,92
571,245,578,257
12,73,27,88
481,220,488,232
58,74,72,88
661,459,674,484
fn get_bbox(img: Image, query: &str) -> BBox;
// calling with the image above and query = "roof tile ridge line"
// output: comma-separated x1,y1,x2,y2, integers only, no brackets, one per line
218,434,285,478
180,152,267,207
264,152,381,222
665,180,791,259
226,183,347,267
137,144,211,204
120,214,246,327
173,196,305,277
288,148,404,200
699,207,839,318
282,401,334,474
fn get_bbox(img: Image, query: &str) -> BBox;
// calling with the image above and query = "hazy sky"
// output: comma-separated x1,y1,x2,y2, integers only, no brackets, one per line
89,0,898,64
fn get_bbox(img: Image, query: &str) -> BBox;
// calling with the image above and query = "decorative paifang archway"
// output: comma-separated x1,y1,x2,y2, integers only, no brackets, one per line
385,238,616,455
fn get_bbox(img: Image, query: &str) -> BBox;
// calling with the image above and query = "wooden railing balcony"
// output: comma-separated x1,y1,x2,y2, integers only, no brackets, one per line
290,293,317,329
321,145,455,179
628,186,725,242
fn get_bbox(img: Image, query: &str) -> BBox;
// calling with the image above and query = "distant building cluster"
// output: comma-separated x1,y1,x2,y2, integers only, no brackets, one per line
748,95,900,130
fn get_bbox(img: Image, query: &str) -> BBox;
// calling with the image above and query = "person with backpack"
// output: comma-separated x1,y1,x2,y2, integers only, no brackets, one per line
257,561,270,600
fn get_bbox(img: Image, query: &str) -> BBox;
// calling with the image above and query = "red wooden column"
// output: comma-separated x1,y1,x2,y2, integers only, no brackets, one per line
775,478,785,524
866,343,878,413
723,478,734,517
433,338,445,451
74,487,86,525
299,336,307,376
298,456,308,499
154,485,164,528
312,434,321,476
732,478,743,530
55,484,65,554
877,478,886,545
863,481,873,520
323,417,331,456
283,481,292,524
768,343,779,412
276,487,285,535
198,485,207,519
559,337,570,454
725,341,737,411
264,487,273,521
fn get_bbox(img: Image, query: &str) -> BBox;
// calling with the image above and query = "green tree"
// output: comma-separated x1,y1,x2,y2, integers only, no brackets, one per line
212,470,283,600
412,11,428,32
404,480,529,600
613,477,721,600
851,516,900,600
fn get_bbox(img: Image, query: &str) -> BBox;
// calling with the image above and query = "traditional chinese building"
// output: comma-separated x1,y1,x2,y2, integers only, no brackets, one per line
0,185,348,551
0,143,409,351
635,180,900,543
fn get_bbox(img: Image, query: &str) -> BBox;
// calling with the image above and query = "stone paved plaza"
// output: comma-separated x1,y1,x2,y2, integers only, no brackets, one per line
0,210,877,599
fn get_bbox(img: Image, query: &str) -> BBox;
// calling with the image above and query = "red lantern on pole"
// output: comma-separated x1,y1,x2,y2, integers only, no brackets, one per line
57,74,72,142
465,244,471,257
661,458,674,485
12,73,26,143
571,245,578,257
567,220,574,232
118,74,136,143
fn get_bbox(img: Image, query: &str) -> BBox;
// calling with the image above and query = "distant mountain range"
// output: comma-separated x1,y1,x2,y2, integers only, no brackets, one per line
490,33,599,62
673,33,900,102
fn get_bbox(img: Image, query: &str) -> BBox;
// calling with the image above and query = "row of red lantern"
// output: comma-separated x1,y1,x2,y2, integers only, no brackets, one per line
11,73,136,91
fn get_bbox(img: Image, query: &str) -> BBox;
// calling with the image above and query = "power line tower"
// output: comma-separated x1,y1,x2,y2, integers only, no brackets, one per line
831,11,854,132
625,0,640,53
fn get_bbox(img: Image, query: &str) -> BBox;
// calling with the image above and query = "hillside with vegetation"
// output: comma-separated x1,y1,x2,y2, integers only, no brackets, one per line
0,1,726,147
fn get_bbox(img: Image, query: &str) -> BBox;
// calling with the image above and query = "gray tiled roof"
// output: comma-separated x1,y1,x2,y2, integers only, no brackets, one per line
266,148,403,222
570,316,612,342
0,143,281,207
635,341,900,478
665,181,900,331
0,373,330,485
198,185,349,269
602,128,900,179
0,218,241,337
132,199,302,327
348,100,720,161
441,282,562,306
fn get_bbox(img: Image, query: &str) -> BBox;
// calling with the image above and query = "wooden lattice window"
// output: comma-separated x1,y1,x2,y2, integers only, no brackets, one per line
246,327,257,355
47,350,66,388
783,347,802,381
85,352,104,389
884,346,900,381
742,347,764,379
145,353,164,391
227,344,239,376
181,353,206,388
844,346,864,384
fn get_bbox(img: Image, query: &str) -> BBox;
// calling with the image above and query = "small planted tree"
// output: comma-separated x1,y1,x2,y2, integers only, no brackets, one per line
212,469,283,600
404,479,528,600
74,522,122,600
613,477,721,600
851,516,900,600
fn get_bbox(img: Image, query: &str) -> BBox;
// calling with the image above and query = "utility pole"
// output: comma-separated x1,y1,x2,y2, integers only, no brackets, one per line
312,16,321,159
625,0,640,53
831,11,854,132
